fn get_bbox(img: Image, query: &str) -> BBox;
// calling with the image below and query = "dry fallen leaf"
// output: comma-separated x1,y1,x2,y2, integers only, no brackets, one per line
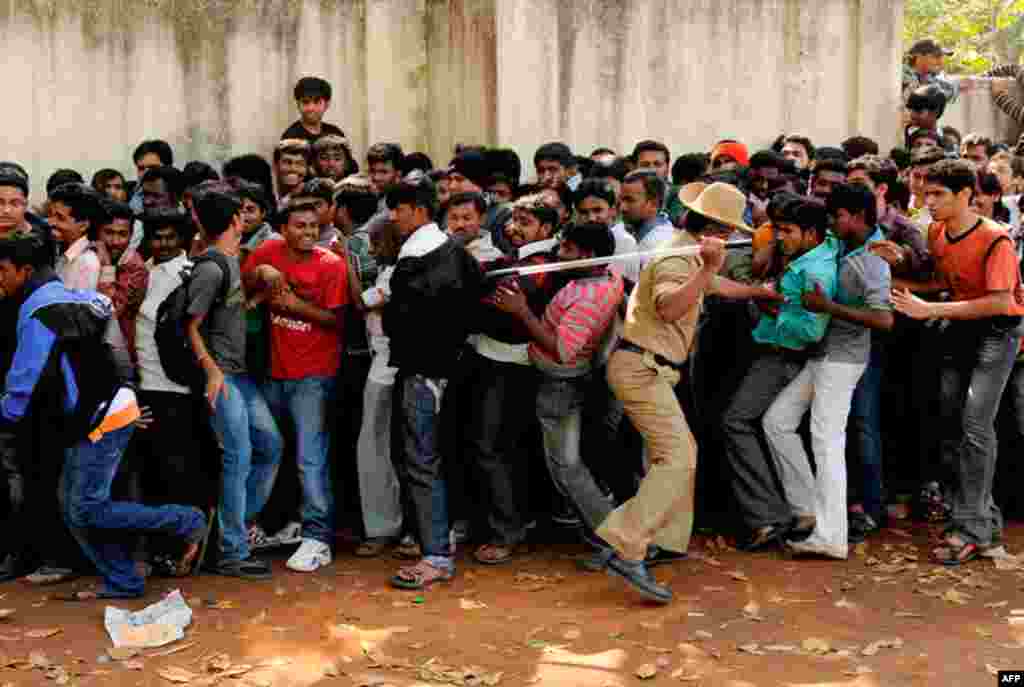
975,626,993,639
157,666,199,683
861,637,903,656
843,666,874,676
727,570,749,582
802,637,831,655
107,647,139,660
987,663,1001,675
206,599,236,610
742,601,761,617
634,663,658,679
638,622,662,631
29,650,51,668
942,588,972,605
738,643,764,655
483,671,504,686
459,598,487,611
986,601,1009,609
207,653,232,672
0,610,13,621
562,628,581,640
671,667,702,681
763,644,798,653
24,628,61,639
834,598,856,609
691,631,713,641
123,659,144,671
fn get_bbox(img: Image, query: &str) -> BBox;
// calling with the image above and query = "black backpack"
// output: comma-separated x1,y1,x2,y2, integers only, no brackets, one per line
155,252,232,388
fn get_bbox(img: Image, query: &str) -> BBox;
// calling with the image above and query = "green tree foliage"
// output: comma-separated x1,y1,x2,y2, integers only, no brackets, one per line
905,0,1024,73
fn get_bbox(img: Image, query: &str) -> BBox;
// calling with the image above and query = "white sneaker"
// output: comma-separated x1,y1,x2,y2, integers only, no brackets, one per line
286,538,332,572
271,521,303,547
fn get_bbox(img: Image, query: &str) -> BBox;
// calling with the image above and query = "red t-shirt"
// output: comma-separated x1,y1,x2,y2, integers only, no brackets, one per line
243,239,348,379
928,217,1024,314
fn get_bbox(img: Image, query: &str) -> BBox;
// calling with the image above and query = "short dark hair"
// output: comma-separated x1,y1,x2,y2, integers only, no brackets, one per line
46,169,84,196
910,144,946,167
767,191,806,224
886,179,911,212
942,125,963,147
813,158,849,178
561,222,614,258
49,185,106,239
827,182,878,227
512,193,559,228
223,154,275,200
400,152,434,176
591,147,616,158
294,178,336,203
748,150,786,171
815,147,849,165
182,161,220,191
232,179,272,215
367,143,404,168
573,178,617,210
274,139,311,165
784,135,816,161
385,174,438,216
0,230,52,270
909,128,943,148
276,201,320,227
671,153,709,186
140,165,185,201
533,142,573,168
334,186,379,227
142,208,193,243
632,140,671,165
925,158,977,196
962,132,994,152
841,136,880,160
293,76,332,102
447,191,487,217
623,169,666,207
195,191,241,239
0,163,29,197
889,147,912,171
590,157,630,183
848,154,897,187
793,199,829,241
906,85,947,117
98,199,135,223
133,139,174,166
977,170,1005,196
91,168,125,195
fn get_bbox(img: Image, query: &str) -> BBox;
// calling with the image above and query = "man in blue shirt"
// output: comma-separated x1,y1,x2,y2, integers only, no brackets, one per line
763,184,893,560
721,197,838,551
0,231,206,598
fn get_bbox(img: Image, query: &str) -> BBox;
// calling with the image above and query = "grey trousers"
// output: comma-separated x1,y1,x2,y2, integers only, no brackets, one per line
721,350,802,530
356,379,403,540
536,376,613,532
939,325,1021,546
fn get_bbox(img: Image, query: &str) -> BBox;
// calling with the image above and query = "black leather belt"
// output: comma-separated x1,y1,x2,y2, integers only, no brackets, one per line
617,340,685,371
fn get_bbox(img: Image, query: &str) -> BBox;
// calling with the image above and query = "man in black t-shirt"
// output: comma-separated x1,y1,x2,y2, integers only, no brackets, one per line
280,77,345,144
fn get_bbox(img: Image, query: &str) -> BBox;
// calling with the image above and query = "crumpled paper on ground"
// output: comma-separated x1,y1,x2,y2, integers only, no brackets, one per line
104,589,192,648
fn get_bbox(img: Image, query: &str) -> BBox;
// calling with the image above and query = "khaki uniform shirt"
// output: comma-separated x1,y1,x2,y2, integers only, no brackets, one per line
621,231,702,365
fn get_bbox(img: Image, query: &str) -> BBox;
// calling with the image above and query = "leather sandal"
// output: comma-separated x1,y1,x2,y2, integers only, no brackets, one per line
390,560,453,590
473,543,514,565
931,533,980,567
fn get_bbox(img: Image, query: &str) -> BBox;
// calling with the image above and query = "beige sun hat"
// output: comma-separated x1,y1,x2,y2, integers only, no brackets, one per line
677,181,754,234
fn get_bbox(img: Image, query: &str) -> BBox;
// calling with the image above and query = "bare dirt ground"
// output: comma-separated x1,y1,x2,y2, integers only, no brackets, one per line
2,525,1024,687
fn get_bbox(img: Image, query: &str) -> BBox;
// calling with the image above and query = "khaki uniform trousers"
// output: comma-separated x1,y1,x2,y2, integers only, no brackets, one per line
597,349,696,561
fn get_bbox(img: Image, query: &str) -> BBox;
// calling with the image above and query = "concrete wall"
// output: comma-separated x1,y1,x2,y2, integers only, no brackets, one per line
7,0,1011,202
942,78,1022,146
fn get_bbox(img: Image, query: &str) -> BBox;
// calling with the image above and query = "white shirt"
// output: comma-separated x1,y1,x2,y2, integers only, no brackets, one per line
136,252,192,394
398,222,448,260
365,266,397,385
57,236,101,291
609,222,638,279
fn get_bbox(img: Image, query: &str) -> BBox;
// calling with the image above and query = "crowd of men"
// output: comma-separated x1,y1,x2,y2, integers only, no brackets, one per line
0,45,1023,604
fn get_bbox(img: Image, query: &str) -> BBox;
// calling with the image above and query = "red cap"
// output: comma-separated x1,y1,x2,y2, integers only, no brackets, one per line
710,141,750,167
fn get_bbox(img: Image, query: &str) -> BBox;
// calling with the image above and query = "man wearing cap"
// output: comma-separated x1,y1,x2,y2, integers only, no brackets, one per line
593,183,781,604
710,141,750,173
902,39,959,107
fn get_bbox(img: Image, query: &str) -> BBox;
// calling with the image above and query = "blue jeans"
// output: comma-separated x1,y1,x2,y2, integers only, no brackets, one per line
264,376,336,546
847,341,884,521
62,425,206,597
209,374,284,563
400,375,451,564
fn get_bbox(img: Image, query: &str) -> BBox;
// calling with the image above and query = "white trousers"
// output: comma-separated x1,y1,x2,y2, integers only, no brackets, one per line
762,358,866,557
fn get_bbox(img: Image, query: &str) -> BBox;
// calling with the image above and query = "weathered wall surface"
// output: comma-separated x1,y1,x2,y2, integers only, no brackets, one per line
942,78,1022,146
13,0,1018,200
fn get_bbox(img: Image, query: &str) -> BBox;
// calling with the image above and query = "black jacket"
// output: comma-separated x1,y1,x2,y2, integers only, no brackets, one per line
384,237,483,378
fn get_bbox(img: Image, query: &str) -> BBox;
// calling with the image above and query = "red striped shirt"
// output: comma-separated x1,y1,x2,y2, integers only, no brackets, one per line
529,271,624,369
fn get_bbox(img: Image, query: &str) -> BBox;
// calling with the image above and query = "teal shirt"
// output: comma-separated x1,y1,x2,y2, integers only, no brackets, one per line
752,235,840,351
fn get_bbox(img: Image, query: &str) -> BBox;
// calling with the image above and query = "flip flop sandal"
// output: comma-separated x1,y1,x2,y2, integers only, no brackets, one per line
740,524,787,552
393,541,422,561
355,539,390,558
390,560,453,590
23,568,78,586
932,540,979,567
54,589,140,601
473,543,514,565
